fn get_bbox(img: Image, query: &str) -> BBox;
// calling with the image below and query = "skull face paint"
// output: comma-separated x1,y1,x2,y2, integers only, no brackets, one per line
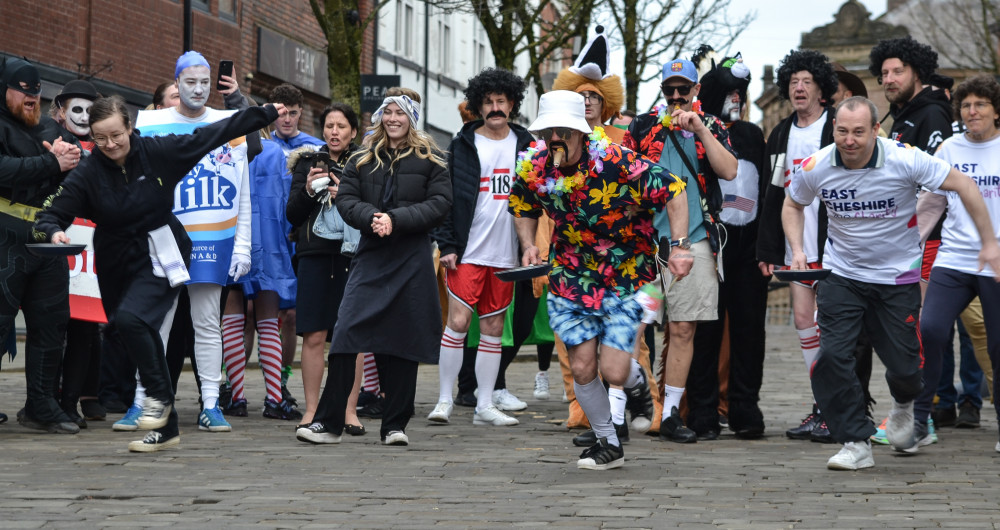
722,90,742,123
176,65,211,112
62,97,93,136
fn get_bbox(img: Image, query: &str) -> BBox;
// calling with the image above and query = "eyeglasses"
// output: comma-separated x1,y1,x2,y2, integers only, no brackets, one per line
93,131,128,147
537,127,575,140
581,92,604,104
960,101,993,112
662,84,695,96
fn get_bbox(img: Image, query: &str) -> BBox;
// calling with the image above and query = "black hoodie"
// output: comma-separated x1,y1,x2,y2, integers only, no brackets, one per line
888,86,953,153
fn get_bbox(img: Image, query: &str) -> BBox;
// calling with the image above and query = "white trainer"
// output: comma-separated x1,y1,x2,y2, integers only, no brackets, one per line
492,389,527,411
384,431,409,446
427,401,453,423
827,440,874,470
473,404,519,426
886,400,916,451
533,371,551,400
995,441,1000,453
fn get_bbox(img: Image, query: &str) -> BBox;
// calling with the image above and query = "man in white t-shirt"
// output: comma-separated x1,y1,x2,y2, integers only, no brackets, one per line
756,49,839,443
915,75,1000,453
783,96,1000,470
429,68,535,426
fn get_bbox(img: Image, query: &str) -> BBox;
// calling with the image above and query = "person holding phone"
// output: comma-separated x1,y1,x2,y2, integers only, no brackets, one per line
288,102,368,442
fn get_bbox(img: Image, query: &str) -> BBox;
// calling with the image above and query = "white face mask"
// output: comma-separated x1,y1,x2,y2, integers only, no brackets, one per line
177,65,211,112
63,97,93,136
722,92,742,123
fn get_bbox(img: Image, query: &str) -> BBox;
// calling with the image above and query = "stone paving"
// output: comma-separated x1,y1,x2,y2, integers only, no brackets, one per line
0,300,998,528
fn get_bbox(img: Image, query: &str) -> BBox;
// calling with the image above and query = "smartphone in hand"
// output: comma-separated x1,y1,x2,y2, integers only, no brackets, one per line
313,151,331,173
216,60,234,91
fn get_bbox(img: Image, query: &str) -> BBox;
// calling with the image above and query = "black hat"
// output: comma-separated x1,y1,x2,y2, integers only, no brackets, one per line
54,79,99,106
0,57,41,96
697,53,752,119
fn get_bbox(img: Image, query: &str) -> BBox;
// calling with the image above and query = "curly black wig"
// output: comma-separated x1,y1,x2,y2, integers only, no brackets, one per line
952,74,1000,127
464,67,526,119
868,36,938,84
777,49,839,102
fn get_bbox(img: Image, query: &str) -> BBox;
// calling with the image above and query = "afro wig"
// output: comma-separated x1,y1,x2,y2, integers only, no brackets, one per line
868,36,938,85
776,49,839,103
463,67,526,119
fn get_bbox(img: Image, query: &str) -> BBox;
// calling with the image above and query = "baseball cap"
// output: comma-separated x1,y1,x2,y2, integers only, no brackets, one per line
661,59,698,84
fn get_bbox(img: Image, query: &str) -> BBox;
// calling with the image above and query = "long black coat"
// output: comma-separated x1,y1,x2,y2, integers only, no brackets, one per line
330,147,451,362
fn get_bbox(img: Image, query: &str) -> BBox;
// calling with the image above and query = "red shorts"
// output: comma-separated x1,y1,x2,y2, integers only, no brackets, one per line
446,263,514,317
781,261,824,288
921,239,940,282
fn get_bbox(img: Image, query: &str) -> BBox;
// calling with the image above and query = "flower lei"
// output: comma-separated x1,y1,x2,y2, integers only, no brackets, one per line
653,100,703,130
517,127,612,196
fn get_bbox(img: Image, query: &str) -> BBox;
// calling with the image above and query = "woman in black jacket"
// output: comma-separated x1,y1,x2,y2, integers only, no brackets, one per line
286,102,365,433
34,95,284,452
295,94,451,446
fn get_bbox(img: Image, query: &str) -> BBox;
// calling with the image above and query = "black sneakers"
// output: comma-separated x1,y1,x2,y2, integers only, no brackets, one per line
659,406,697,443
624,370,654,432
572,422,629,447
577,437,624,470
809,420,835,443
786,405,822,440
955,401,981,428
263,398,303,421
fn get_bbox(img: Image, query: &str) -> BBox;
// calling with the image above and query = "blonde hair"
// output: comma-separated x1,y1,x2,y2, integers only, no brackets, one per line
355,116,446,171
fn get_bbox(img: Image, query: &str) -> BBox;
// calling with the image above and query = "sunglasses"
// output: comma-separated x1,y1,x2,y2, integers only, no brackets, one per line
662,84,695,96
538,127,575,140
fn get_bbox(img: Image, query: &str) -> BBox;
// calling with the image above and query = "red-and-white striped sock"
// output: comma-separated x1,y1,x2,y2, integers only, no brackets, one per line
362,352,379,393
222,313,247,402
474,334,502,411
438,326,467,403
797,325,821,375
257,318,284,403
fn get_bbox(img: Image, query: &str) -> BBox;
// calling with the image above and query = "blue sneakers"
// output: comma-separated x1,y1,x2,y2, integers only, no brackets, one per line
113,404,143,431
198,406,232,432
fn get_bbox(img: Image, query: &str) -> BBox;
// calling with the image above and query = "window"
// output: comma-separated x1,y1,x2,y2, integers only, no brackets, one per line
395,0,415,58
438,19,451,74
473,25,487,72
219,0,236,20
192,0,210,12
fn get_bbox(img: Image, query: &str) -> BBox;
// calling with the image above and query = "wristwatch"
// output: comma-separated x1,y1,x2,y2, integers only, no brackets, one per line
670,237,691,250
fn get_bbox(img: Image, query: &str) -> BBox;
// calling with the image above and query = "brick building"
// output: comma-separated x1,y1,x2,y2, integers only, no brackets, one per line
0,0,377,136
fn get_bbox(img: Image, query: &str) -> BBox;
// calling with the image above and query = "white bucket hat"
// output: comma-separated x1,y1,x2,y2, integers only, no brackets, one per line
527,91,592,135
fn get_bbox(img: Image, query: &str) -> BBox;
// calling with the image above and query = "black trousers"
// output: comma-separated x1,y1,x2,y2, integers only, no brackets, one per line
687,222,769,433
0,241,71,423
458,279,538,394
317,352,419,439
112,310,179,436
812,274,923,443
60,319,102,407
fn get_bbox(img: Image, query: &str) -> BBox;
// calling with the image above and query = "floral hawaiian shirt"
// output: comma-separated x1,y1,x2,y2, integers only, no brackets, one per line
508,128,686,308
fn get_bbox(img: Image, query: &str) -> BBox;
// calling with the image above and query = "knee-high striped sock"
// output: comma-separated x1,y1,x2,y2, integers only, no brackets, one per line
797,325,821,375
362,352,379,393
222,313,247,402
257,318,284,403
474,334,502,411
438,326,466,403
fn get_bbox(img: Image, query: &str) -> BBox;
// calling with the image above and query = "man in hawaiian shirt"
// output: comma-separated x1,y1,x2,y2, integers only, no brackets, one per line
509,90,692,471
624,58,738,443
